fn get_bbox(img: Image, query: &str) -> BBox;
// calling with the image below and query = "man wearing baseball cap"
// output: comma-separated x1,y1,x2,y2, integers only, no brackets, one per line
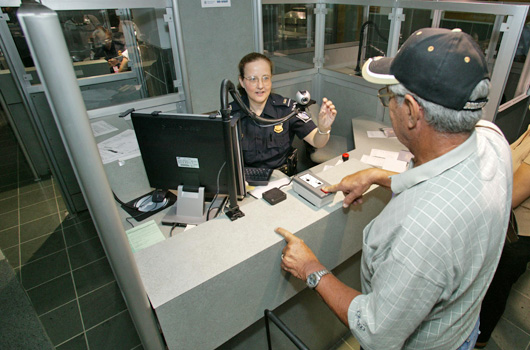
276,28,512,349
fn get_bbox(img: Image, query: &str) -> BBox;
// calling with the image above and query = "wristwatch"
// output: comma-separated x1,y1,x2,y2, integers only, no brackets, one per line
306,269,331,289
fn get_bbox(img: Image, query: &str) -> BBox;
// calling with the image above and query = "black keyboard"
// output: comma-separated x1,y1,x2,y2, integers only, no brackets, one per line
244,167,273,186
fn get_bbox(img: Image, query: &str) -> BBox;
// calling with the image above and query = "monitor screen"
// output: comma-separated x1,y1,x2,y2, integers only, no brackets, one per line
130,112,245,224
494,94,530,144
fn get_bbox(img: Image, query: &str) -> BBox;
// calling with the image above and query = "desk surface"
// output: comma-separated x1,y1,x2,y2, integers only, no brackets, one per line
98,115,406,349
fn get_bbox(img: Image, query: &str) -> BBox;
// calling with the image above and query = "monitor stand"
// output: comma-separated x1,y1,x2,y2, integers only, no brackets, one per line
161,186,227,225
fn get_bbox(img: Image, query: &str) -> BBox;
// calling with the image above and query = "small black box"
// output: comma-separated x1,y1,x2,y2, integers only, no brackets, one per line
262,187,286,205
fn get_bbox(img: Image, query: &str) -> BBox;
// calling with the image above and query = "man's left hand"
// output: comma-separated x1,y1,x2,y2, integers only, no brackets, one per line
275,227,324,280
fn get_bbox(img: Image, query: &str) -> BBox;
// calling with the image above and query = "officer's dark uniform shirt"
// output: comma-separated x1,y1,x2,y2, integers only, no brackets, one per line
230,93,317,169
93,40,125,61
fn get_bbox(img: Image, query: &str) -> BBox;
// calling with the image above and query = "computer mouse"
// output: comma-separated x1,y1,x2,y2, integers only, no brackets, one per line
151,189,168,203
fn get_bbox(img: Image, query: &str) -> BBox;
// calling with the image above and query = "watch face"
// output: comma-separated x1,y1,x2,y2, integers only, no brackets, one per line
307,273,318,288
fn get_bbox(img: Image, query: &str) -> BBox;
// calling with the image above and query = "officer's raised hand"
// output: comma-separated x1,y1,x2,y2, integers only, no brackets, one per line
317,98,337,133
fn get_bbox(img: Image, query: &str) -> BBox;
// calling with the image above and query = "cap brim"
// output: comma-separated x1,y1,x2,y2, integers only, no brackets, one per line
362,57,399,85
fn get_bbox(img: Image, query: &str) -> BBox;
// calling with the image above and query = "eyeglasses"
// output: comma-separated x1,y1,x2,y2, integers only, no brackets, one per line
377,86,397,107
244,75,272,86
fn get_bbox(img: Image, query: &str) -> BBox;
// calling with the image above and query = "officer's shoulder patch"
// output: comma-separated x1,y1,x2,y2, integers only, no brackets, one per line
296,111,311,123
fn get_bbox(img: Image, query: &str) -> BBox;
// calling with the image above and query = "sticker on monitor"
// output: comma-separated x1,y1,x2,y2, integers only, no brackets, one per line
177,157,199,168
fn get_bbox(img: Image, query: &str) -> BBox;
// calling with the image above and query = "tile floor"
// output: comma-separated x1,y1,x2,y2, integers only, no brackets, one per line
1,103,529,349
0,111,142,349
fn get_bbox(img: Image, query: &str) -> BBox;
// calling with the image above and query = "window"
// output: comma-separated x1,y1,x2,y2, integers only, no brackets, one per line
263,4,316,74
2,7,178,110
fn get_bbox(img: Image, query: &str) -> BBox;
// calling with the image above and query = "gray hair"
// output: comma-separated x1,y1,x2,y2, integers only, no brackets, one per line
389,79,490,133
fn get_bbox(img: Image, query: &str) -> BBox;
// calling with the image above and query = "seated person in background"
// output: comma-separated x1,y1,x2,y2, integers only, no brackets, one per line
92,26,125,72
475,125,530,349
230,52,337,175
108,49,129,73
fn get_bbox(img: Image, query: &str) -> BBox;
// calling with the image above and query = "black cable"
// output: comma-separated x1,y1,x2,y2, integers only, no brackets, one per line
207,162,226,220
278,176,294,190
354,21,389,75
221,79,301,127
125,211,146,228
113,191,137,210
169,223,178,237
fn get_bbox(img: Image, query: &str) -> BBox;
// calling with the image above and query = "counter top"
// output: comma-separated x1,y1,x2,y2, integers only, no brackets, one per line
100,115,406,349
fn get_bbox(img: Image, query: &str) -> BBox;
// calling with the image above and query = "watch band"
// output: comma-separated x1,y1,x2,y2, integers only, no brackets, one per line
307,269,331,289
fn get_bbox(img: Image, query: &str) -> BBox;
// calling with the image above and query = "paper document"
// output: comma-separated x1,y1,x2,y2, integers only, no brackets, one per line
91,121,118,137
126,220,166,253
370,149,399,160
367,128,396,138
382,158,408,173
249,177,292,199
323,158,344,172
367,130,386,138
361,148,412,173
97,129,141,164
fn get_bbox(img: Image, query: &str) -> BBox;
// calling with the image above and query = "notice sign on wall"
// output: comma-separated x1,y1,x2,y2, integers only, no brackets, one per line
201,0,231,8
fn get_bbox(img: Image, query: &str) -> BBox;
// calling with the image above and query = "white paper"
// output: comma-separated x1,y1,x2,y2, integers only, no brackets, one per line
201,0,230,7
322,158,344,172
249,177,292,199
126,220,165,253
370,149,399,160
361,155,385,167
91,121,118,137
382,158,408,173
367,130,386,138
97,129,141,164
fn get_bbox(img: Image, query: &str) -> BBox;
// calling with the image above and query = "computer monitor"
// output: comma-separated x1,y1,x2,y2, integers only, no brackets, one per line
130,112,246,225
494,93,530,144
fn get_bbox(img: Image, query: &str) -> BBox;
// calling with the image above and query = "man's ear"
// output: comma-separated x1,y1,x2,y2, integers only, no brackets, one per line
404,94,422,129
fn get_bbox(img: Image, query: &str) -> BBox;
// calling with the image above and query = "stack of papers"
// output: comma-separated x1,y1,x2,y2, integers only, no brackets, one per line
97,129,141,164
361,149,413,173
367,127,396,138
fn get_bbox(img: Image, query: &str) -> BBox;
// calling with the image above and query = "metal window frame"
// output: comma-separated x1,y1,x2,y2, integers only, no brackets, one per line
1,0,189,118
259,0,529,122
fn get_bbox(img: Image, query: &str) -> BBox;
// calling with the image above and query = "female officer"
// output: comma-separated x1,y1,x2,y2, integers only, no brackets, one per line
230,52,337,174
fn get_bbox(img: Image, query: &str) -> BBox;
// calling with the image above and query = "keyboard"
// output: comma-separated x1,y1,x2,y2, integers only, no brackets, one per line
244,167,273,186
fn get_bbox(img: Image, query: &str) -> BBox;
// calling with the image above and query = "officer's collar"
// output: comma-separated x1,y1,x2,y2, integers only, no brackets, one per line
263,94,284,119
230,95,247,112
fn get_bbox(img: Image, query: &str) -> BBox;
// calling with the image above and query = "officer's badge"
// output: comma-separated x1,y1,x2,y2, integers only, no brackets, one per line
274,124,284,133
283,98,288,104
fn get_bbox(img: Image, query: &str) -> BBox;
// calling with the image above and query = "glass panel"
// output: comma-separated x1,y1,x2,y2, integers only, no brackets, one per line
504,13,530,102
2,7,177,109
263,4,316,74
322,4,363,75
0,47,8,70
366,6,392,58
440,12,496,54
400,8,433,46
322,5,392,76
